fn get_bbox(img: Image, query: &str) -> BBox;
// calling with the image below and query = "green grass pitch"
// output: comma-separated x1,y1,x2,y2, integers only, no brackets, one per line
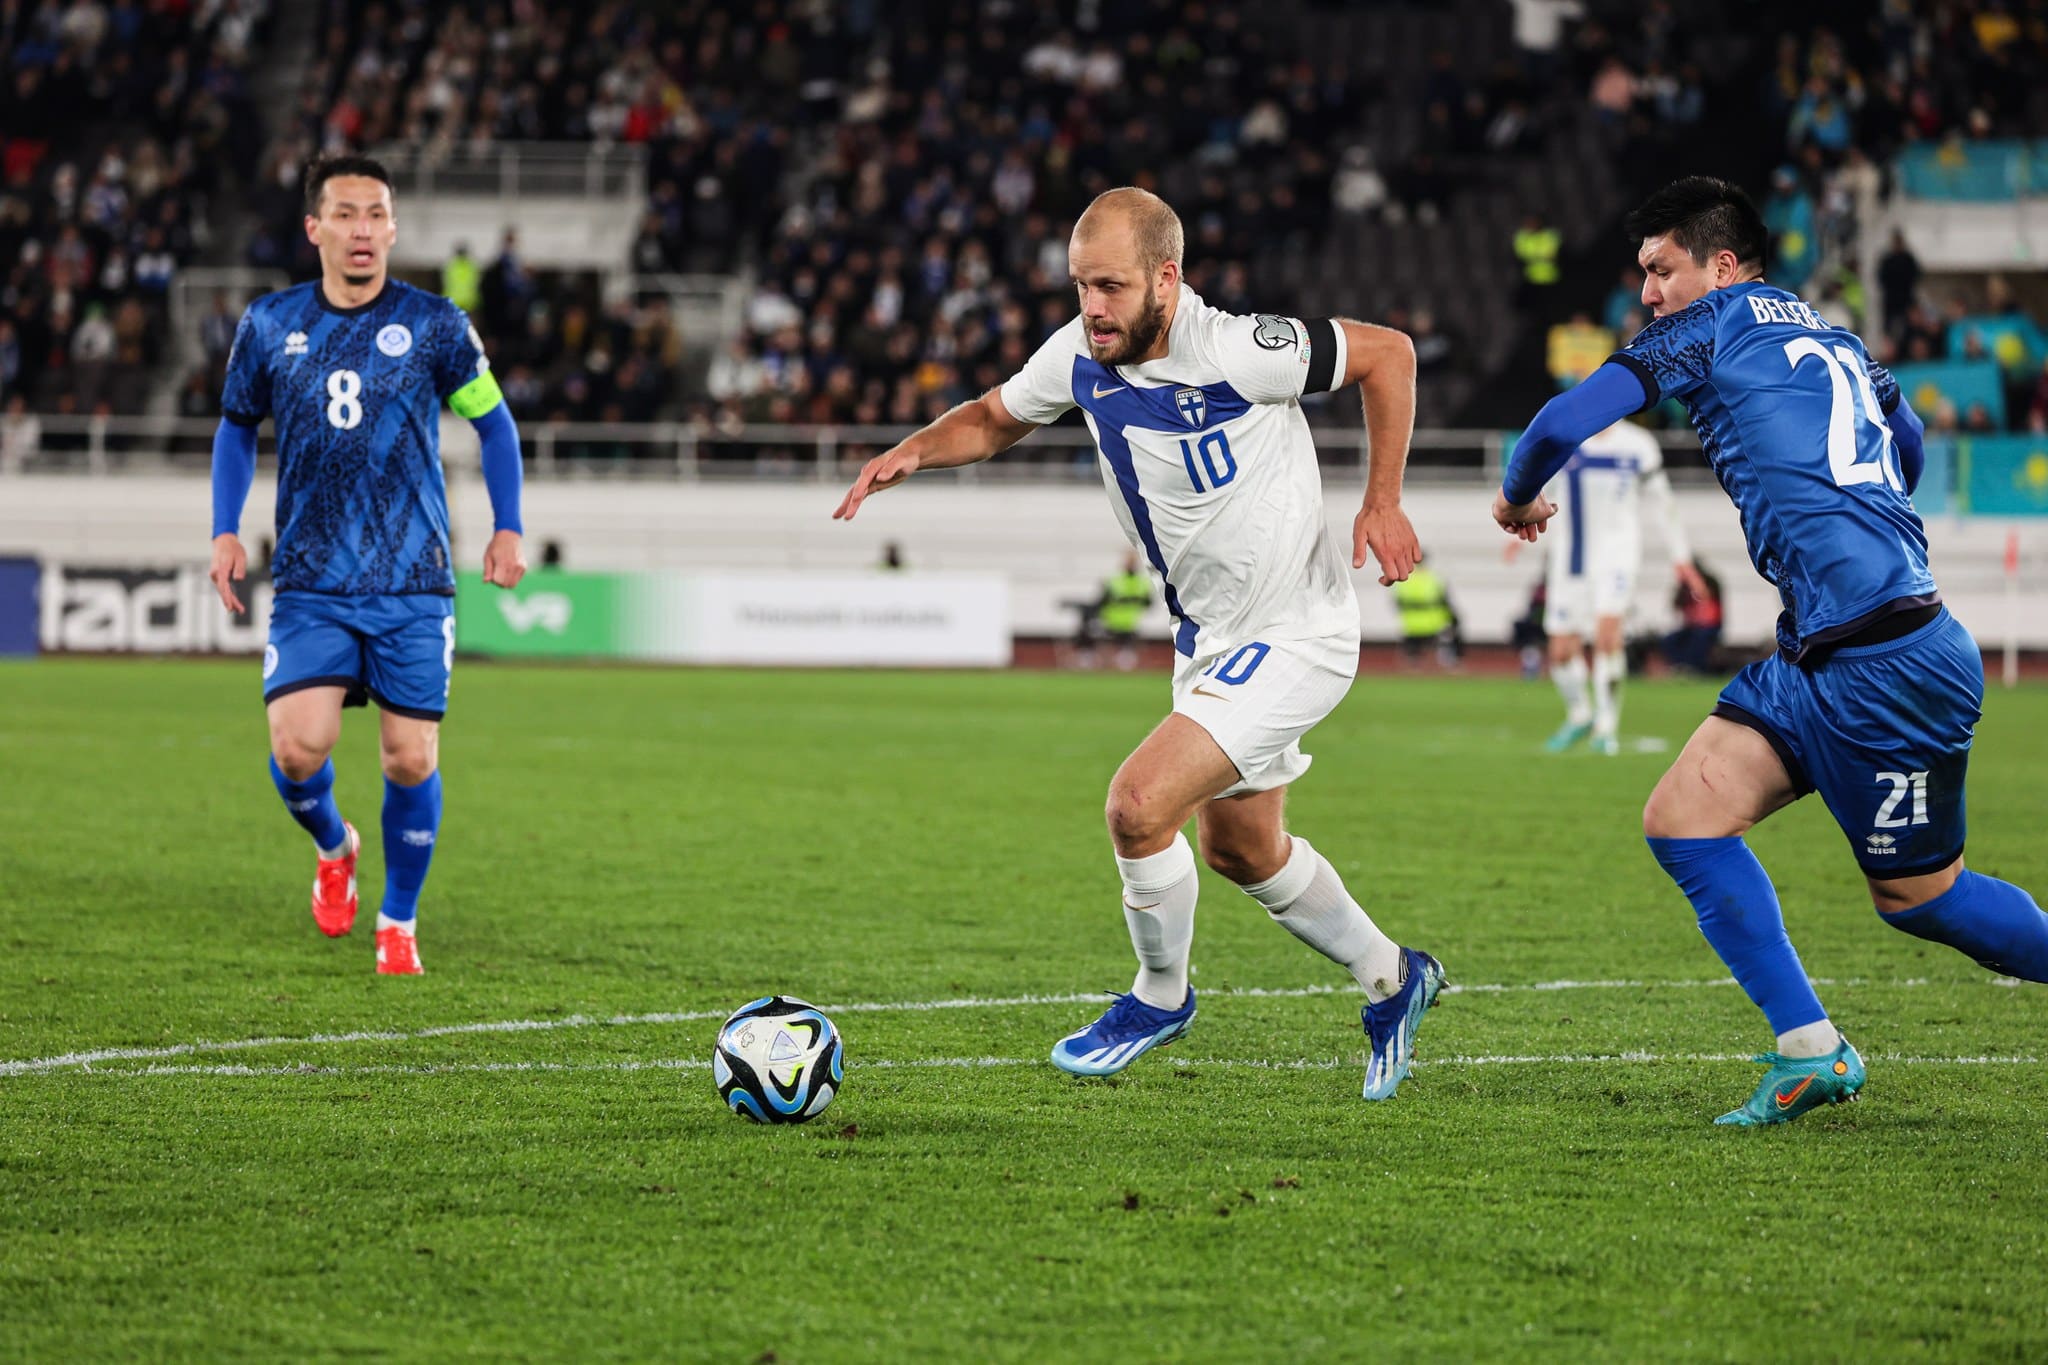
3,658,2045,1362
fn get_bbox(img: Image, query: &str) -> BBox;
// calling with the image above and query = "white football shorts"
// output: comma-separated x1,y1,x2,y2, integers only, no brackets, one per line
1171,632,1359,796
1545,560,1635,636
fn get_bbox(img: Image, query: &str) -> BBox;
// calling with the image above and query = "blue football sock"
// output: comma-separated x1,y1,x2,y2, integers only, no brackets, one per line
1880,870,2048,981
378,772,442,923
1648,836,1829,1034
270,756,348,853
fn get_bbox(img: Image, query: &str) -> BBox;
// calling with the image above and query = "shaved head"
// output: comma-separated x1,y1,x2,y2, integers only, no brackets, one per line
1074,187,1184,277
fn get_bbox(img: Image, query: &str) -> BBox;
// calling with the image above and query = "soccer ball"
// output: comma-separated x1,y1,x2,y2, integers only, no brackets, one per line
713,995,844,1124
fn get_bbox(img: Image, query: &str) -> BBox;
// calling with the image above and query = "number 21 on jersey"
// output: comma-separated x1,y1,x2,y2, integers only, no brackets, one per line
1782,339,1900,492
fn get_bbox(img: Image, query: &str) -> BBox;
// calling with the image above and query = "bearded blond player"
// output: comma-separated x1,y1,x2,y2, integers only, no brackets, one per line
834,188,1447,1101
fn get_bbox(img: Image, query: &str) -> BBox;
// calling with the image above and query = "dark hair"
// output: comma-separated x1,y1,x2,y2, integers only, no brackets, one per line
1623,176,1768,273
303,154,394,215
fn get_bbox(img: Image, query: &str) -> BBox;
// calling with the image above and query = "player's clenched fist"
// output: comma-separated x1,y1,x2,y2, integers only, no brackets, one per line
209,533,248,613
833,447,921,521
1492,489,1557,542
483,529,527,588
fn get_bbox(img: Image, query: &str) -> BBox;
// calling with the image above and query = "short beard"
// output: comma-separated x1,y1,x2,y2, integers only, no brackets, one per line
1091,289,1168,366
342,270,376,286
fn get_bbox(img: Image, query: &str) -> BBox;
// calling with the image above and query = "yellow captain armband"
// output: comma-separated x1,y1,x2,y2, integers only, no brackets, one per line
448,371,504,420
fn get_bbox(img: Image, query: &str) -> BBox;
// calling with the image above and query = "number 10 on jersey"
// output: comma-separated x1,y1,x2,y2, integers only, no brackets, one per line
1179,430,1237,493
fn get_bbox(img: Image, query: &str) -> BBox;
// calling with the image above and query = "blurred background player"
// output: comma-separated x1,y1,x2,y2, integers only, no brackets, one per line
1514,415,1702,755
208,154,528,975
1496,176,2048,1125
836,187,1446,1101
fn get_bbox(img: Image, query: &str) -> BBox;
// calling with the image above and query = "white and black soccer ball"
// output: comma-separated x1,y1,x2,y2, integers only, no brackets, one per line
713,995,844,1124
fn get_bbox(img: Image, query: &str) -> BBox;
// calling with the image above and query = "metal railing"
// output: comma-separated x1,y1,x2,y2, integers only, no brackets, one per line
0,415,1715,484
370,142,647,201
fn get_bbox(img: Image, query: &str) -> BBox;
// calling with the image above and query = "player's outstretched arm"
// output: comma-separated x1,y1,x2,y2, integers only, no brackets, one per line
208,418,258,613
1494,361,1646,541
832,388,1037,522
1337,320,1421,584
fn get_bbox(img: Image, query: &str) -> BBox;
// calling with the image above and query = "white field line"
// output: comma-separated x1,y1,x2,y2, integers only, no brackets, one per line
49,1051,2042,1080
0,974,2018,1078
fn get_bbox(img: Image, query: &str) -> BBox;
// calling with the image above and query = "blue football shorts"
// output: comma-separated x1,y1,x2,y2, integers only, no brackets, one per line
263,591,456,721
1713,608,1983,879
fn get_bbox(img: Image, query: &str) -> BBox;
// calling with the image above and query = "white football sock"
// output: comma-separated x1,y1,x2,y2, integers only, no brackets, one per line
1116,832,1199,1010
1777,1019,1840,1059
1245,836,1404,1002
375,913,416,936
1552,655,1592,727
1592,650,1626,738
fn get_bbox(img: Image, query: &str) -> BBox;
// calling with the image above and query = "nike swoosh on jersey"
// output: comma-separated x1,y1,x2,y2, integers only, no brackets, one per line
1092,382,1127,398
1190,685,1231,701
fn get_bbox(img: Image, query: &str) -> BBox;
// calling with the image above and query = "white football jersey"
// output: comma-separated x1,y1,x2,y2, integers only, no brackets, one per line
1542,420,1690,580
999,287,1355,659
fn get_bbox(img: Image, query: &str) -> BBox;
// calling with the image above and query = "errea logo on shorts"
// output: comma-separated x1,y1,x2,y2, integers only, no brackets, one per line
376,324,413,357
1866,832,1897,854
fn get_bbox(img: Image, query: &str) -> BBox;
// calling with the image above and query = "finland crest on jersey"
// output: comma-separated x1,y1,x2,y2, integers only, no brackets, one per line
1000,287,1358,658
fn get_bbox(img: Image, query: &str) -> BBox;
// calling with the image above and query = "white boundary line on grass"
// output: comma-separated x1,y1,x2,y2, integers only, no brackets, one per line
51,1051,2043,1080
0,973,2021,1078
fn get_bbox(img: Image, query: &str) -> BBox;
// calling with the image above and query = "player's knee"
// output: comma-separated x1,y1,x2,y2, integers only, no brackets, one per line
380,741,438,786
271,737,329,782
1104,782,1175,853
1201,837,1285,886
1641,784,1682,840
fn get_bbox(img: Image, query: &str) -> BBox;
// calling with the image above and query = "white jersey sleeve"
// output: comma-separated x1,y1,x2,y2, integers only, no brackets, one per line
1200,312,1350,404
998,318,1084,425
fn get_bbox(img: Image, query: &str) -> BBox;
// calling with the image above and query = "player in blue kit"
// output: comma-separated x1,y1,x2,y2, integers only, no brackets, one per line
1494,177,2048,1125
207,154,527,975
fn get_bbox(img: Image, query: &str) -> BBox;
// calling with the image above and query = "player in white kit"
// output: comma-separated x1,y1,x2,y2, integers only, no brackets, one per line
834,188,1447,1101
1526,419,1700,755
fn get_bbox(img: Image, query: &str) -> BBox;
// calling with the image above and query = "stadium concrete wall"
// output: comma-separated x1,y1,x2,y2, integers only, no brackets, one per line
3,473,2044,648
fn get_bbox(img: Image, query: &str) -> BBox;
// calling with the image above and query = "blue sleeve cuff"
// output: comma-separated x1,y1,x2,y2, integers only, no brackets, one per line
1890,396,1926,495
472,402,524,534
1502,362,1652,504
210,419,258,538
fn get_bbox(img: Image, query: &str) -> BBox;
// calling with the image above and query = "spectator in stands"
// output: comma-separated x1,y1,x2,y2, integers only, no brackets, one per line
1878,230,1921,338
1763,167,1816,294
1410,309,1455,376
1547,312,1614,389
1663,557,1723,675
1603,265,1646,341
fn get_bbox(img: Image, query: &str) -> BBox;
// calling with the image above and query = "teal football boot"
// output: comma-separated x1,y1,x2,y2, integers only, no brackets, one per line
1545,719,1591,752
1714,1037,1866,1126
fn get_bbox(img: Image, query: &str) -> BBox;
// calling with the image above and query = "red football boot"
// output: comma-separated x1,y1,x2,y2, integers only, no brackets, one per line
310,822,360,937
375,926,423,976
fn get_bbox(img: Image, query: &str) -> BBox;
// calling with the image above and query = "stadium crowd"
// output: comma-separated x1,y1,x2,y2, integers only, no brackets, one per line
7,0,2048,445
0,0,270,417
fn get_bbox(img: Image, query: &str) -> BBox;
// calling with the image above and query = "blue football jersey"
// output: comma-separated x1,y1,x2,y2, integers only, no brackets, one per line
221,280,496,596
1612,281,1936,660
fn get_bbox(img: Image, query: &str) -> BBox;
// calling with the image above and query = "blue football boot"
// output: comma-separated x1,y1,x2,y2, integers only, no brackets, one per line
1714,1037,1866,1126
1050,989,1196,1077
1362,948,1446,1100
